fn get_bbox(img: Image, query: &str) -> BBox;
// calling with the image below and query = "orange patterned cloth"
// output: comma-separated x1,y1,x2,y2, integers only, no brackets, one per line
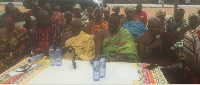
90,21,108,34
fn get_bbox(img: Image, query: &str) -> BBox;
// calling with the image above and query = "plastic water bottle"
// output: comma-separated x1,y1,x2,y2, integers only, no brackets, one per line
93,57,100,81
49,46,55,66
100,55,106,78
28,54,44,63
55,47,62,66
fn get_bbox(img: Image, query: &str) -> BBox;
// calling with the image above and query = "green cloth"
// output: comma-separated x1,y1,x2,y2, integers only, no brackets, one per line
101,28,139,63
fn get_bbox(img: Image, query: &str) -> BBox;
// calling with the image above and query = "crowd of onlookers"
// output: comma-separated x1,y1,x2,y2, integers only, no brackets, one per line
0,2,200,84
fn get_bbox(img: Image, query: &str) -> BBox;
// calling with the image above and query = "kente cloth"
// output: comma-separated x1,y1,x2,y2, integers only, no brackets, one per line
0,57,49,84
133,63,168,84
51,12,66,26
90,21,108,34
182,26,200,69
63,31,95,61
29,24,61,52
0,27,29,69
122,21,147,39
102,28,138,63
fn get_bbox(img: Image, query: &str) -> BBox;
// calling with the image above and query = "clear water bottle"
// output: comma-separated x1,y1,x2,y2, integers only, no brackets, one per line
100,55,106,78
28,54,45,63
55,47,62,66
49,46,55,66
93,57,100,81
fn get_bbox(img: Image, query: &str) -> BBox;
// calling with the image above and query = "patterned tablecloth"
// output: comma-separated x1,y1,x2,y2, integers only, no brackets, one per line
0,58,168,84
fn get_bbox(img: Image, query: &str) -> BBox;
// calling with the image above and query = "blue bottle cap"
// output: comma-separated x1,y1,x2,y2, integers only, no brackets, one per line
56,46,60,49
50,46,53,49
28,59,31,63
101,55,105,58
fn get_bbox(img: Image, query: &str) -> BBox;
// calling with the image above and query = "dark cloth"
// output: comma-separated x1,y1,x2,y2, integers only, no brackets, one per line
142,32,178,66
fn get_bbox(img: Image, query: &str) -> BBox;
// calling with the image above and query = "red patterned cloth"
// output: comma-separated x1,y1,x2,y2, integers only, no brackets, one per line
29,24,61,52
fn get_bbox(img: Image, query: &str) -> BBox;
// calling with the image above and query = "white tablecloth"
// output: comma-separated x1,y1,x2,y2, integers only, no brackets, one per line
27,60,139,84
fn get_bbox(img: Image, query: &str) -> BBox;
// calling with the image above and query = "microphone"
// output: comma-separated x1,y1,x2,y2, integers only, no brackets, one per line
156,35,162,52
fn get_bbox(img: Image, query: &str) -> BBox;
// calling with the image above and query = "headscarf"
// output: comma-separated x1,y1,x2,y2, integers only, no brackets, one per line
188,13,199,21
124,5,135,12
104,7,110,12
73,4,81,10
156,9,166,16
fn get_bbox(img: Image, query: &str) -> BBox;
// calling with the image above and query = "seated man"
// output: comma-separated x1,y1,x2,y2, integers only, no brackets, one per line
95,13,138,63
165,8,188,37
0,15,29,72
137,17,178,66
29,10,61,55
59,11,73,35
60,18,95,61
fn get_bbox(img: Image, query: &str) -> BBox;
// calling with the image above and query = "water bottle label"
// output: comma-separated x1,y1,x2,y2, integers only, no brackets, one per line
93,61,100,79
100,59,105,77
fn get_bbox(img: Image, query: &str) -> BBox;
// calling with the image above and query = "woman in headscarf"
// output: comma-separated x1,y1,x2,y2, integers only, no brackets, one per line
178,13,200,41
121,5,146,42
85,7,108,42
156,9,167,32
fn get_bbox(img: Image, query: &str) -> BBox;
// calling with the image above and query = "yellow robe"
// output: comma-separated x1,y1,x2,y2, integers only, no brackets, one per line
63,31,95,60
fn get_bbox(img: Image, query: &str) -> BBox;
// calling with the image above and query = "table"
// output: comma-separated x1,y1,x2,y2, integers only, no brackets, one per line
0,58,168,84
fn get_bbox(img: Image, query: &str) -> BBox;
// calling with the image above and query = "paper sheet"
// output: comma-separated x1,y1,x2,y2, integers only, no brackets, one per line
116,66,140,80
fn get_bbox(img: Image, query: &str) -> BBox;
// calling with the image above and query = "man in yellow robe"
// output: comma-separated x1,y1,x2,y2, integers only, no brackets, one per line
60,18,95,61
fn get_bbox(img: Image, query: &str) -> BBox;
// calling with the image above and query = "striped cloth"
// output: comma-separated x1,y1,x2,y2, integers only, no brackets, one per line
182,26,200,65
165,17,188,35
133,63,168,84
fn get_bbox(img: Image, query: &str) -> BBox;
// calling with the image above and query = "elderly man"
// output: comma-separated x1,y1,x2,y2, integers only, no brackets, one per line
121,5,146,41
29,10,61,55
134,3,148,26
137,17,178,66
165,8,188,37
60,18,95,61
95,13,138,63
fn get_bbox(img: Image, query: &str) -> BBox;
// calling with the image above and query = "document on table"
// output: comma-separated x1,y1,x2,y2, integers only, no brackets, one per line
116,66,140,80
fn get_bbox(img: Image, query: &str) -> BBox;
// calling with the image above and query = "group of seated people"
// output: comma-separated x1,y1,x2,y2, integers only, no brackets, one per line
0,2,200,84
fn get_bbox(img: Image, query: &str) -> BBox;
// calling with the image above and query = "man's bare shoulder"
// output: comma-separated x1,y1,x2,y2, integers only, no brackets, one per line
0,28,6,38
138,32,148,40
62,31,73,39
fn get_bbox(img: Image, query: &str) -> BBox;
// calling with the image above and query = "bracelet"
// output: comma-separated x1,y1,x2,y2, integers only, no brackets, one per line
146,47,152,53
